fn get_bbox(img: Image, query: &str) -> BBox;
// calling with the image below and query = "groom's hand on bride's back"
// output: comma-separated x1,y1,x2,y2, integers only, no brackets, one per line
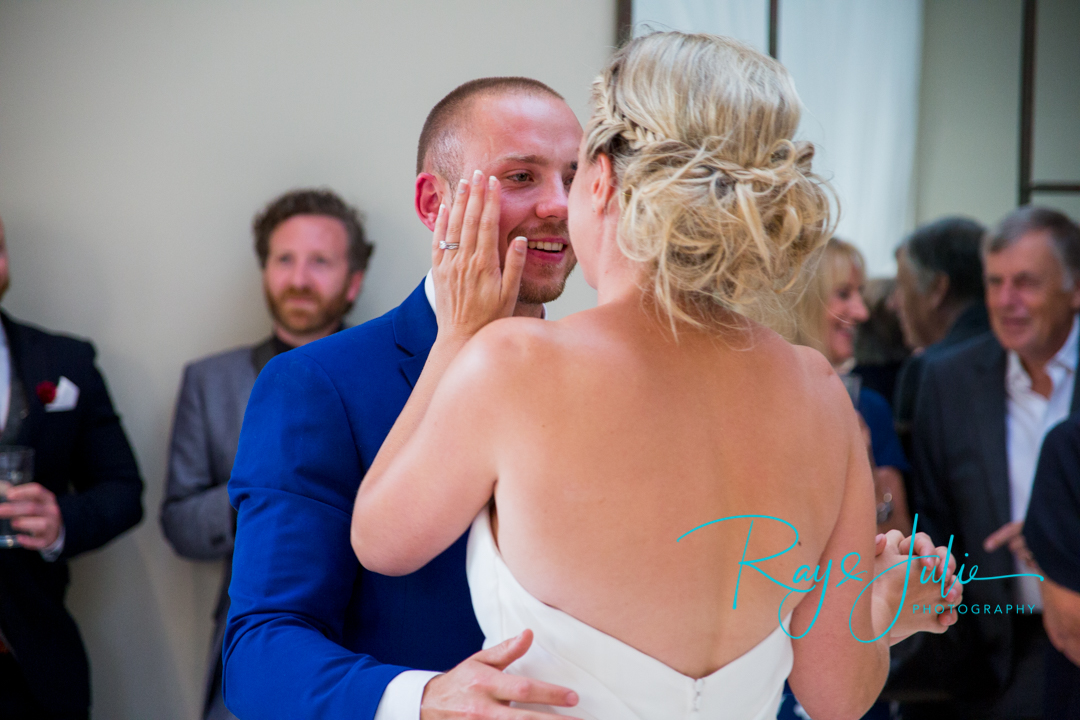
421,630,581,720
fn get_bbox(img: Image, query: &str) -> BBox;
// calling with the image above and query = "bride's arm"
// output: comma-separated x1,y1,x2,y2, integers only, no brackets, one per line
352,326,521,575
351,173,527,575
787,368,890,720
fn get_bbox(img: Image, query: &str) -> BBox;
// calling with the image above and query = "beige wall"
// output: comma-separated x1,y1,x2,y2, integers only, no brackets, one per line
1030,0,1080,220
915,0,1080,228
0,2,614,718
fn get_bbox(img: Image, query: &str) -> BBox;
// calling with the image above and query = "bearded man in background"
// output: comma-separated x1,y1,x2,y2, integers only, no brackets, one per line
160,188,372,720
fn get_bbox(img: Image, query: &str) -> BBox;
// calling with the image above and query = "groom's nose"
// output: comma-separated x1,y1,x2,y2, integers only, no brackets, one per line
534,174,570,221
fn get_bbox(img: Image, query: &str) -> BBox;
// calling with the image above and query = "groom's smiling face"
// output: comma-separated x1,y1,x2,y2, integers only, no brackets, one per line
423,92,583,306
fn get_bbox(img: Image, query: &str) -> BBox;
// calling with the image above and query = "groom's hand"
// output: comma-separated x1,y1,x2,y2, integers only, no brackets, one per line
420,630,581,720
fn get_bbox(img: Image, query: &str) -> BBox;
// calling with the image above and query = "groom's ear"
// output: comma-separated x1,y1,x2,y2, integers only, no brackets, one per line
415,172,444,231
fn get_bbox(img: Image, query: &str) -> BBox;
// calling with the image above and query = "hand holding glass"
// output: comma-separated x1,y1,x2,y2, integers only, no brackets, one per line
0,447,35,548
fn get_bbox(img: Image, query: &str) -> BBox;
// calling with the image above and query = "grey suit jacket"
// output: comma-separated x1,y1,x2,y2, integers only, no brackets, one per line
161,338,276,716
907,331,1080,698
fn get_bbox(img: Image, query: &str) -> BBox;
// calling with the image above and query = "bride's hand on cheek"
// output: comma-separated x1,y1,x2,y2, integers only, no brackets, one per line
432,170,528,345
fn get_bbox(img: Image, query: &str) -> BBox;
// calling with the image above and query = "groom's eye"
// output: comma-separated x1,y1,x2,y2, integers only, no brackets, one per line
506,172,532,183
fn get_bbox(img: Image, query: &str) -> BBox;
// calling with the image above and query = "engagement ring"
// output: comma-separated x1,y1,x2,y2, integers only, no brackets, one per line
439,241,460,250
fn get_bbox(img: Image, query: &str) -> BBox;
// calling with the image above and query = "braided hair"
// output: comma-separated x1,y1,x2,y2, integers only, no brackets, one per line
584,32,836,335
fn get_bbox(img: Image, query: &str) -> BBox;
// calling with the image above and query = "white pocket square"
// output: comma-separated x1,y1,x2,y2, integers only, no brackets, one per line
45,376,80,412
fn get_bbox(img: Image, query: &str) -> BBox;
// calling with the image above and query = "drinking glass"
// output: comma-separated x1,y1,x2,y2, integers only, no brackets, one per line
0,447,35,548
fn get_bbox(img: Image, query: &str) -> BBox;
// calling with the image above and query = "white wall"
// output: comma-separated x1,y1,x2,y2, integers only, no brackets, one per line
1030,0,1080,221
914,0,1080,227
0,2,614,718
631,0,925,277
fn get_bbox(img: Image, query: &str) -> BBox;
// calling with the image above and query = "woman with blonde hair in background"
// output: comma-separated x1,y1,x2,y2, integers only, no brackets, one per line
352,32,957,720
793,238,913,538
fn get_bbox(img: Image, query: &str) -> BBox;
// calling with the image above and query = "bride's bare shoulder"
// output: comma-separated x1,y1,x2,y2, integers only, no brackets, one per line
758,336,851,413
469,316,567,355
452,316,574,383
789,342,837,383
451,314,615,401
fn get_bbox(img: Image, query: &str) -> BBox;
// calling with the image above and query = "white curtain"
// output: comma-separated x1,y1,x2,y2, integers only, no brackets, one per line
632,0,924,276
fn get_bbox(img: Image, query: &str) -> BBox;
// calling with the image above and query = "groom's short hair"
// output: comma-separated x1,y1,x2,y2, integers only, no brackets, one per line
416,77,564,184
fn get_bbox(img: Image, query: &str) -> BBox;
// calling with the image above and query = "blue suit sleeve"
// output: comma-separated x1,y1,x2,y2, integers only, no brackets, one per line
223,351,407,720
858,387,911,473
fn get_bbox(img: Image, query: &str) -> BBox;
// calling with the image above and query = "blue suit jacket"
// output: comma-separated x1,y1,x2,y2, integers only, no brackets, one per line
224,280,485,719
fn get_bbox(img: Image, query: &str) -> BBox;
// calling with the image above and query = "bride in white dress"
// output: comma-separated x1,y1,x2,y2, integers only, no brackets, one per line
353,32,959,720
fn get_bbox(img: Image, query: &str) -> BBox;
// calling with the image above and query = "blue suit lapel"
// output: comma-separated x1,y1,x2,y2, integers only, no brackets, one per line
393,279,438,388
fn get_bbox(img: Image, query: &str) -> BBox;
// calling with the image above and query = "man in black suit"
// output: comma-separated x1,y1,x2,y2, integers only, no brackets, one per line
1026,411,1080,717
907,206,1080,719
0,216,144,719
890,216,991,459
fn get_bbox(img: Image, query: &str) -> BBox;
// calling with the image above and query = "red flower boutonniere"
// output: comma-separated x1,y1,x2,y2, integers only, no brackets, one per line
36,381,57,405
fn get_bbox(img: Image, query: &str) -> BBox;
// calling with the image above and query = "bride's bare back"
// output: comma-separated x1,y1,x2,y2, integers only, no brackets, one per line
479,301,875,680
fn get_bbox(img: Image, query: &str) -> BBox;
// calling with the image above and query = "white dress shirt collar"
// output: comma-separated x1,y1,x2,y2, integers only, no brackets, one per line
1004,312,1078,609
1006,313,1079,394
1058,313,1080,372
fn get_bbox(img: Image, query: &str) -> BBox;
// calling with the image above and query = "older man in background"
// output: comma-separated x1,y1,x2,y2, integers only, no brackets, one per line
0,215,144,720
160,189,371,720
908,206,1080,719
890,216,990,457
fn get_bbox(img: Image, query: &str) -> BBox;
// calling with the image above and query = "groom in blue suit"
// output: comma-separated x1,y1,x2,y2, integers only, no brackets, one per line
223,77,583,719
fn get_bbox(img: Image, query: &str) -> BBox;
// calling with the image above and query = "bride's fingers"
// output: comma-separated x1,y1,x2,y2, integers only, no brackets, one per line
458,169,487,256
501,237,527,311
914,533,940,569
442,178,470,257
937,606,959,629
944,581,963,605
431,203,449,267
475,175,501,267
882,529,904,557
924,606,958,634
901,532,936,569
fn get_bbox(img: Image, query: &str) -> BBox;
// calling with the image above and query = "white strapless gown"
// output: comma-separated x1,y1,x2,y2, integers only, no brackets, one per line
466,509,793,720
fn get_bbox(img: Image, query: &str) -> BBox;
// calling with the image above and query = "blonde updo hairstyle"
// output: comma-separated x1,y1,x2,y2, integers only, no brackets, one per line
584,32,835,333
